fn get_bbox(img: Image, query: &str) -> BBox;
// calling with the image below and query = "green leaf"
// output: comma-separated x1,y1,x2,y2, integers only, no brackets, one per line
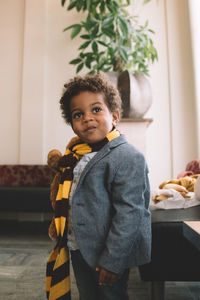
103,67,113,72
119,47,128,63
67,1,77,10
69,58,82,65
97,40,107,47
88,70,95,75
83,19,97,31
80,34,90,39
63,24,82,37
84,51,94,57
86,0,91,11
92,64,99,70
83,1,87,11
98,51,105,57
102,16,114,29
125,0,131,5
63,24,76,32
102,28,113,38
102,16,114,37
118,16,129,37
76,0,83,11
107,45,116,56
148,29,155,34
100,2,105,13
91,25,99,39
61,0,66,7
76,62,84,73
92,41,98,53
94,12,101,20
79,40,91,49
85,57,93,68
71,24,82,39
106,1,119,13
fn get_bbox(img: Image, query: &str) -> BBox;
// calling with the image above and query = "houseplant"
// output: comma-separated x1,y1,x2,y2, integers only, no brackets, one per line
61,0,158,118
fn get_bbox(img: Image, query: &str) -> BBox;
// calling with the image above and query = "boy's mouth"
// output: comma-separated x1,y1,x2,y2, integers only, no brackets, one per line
84,126,96,133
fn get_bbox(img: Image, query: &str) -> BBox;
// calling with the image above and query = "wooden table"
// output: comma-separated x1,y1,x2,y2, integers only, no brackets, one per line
183,221,200,251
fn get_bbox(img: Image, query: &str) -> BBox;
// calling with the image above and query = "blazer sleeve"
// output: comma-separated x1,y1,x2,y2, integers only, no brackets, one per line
98,149,150,274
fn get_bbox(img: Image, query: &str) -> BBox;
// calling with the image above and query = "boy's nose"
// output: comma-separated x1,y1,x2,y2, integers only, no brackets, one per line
83,112,94,122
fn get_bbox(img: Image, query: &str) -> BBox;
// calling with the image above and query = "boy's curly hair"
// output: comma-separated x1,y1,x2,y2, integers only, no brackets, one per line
60,73,122,124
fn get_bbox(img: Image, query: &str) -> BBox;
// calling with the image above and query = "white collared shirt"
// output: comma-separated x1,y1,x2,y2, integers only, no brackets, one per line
67,152,97,250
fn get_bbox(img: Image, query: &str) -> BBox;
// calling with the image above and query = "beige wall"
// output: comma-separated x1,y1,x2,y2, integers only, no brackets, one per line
165,0,197,177
188,0,200,156
145,0,198,187
0,0,198,189
0,0,24,163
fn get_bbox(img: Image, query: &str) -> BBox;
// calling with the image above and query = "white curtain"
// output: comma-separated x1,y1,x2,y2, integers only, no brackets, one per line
188,0,200,156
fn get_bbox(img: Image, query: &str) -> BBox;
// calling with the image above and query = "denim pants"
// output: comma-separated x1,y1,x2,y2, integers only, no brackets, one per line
70,250,130,300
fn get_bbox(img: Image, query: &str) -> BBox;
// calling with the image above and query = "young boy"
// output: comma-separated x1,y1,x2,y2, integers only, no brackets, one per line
47,73,151,300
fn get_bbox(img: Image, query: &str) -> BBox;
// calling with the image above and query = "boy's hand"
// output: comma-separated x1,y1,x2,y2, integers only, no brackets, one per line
96,266,120,286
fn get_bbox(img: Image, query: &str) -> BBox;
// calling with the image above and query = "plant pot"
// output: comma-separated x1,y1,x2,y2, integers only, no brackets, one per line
118,70,152,119
106,71,118,88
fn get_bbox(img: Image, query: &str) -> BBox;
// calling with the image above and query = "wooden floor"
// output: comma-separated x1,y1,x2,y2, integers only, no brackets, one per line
0,221,200,300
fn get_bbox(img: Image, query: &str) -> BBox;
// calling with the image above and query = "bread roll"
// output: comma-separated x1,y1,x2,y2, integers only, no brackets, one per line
159,179,180,189
162,183,190,198
153,194,170,203
163,183,187,192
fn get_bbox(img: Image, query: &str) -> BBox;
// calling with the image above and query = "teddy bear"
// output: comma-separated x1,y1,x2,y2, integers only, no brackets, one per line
47,149,62,241
47,137,81,241
177,159,200,178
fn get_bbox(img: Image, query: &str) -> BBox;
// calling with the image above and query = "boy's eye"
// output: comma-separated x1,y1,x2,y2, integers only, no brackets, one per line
73,112,83,119
93,107,101,113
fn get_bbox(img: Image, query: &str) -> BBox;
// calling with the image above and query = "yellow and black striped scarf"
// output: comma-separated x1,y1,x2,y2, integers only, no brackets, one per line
46,129,120,300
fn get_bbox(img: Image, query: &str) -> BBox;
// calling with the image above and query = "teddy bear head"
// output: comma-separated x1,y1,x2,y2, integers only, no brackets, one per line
47,149,62,171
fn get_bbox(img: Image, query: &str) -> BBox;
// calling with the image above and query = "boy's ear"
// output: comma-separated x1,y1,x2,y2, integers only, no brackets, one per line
112,111,120,127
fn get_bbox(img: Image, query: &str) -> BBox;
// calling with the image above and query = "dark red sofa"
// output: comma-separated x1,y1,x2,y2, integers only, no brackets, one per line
0,165,55,213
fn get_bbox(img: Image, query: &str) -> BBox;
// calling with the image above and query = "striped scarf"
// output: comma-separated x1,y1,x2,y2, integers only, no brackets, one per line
46,129,120,300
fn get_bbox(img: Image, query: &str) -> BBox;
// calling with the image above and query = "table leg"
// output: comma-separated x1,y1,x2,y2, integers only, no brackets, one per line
150,281,165,300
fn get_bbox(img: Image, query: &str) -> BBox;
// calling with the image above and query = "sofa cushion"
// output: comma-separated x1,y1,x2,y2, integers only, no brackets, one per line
0,165,55,187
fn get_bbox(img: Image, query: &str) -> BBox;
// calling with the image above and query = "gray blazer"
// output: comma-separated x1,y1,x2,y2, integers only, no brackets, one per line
72,135,151,274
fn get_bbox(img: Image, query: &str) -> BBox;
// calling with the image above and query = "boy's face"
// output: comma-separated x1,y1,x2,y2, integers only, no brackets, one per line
70,91,119,144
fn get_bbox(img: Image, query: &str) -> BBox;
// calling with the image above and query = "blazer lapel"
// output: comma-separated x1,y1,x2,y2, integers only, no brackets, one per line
75,135,127,189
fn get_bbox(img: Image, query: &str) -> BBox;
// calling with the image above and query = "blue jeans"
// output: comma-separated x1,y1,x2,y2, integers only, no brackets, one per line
70,250,130,300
